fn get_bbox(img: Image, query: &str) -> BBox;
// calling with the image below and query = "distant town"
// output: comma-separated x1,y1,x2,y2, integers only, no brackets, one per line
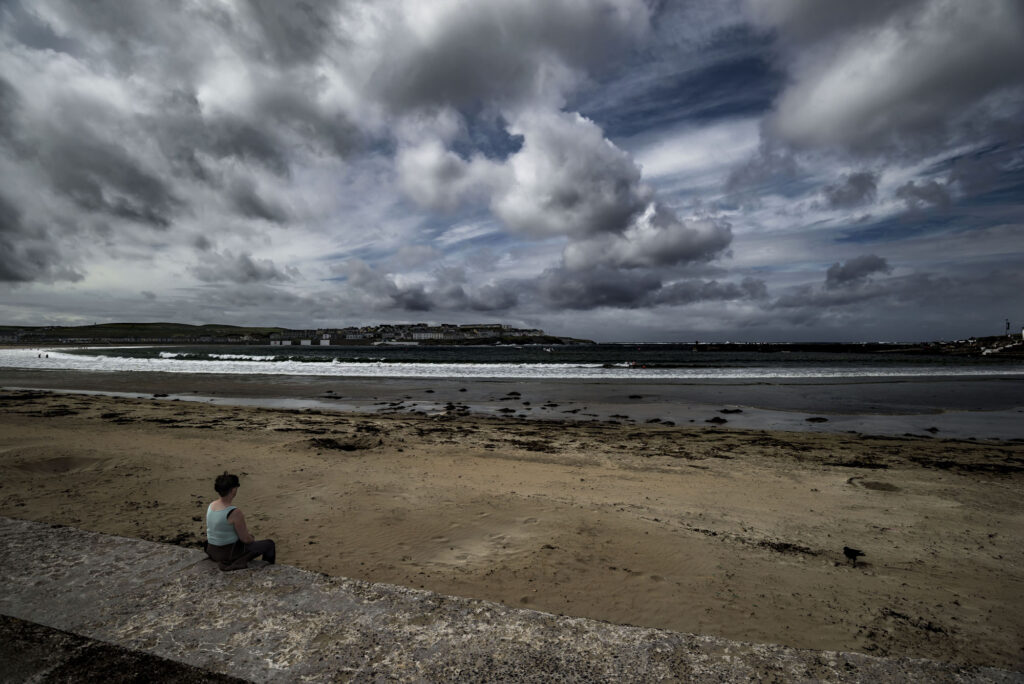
267,323,579,346
0,322,588,346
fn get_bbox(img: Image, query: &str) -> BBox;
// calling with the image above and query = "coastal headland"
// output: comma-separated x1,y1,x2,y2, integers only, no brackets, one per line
3,321,1023,357
1,386,1021,672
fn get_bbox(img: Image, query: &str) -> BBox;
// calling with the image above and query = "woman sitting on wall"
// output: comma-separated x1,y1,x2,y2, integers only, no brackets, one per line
205,472,276,571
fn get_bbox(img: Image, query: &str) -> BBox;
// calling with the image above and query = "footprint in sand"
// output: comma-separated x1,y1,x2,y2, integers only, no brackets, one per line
523,517,539,525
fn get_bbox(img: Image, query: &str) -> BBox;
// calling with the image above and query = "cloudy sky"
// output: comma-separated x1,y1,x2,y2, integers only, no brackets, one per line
1,0,1022,342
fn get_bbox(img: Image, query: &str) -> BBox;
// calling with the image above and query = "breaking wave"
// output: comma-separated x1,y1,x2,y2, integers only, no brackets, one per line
2,346,1023,381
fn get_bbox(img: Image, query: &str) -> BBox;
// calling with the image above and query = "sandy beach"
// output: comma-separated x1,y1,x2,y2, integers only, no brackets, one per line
1,386,1022,671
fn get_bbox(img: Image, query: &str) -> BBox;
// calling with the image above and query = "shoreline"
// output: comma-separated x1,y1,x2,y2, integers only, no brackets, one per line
2,367,1023,440
1,388,1022,670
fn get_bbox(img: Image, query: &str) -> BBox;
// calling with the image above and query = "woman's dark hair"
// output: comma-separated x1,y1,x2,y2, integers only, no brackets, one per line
214,472,240,496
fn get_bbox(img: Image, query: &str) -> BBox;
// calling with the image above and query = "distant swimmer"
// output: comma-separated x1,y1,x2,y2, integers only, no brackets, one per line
205,472,276,571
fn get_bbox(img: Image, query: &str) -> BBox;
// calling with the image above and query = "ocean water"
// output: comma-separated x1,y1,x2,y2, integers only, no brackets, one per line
3,344,1022,380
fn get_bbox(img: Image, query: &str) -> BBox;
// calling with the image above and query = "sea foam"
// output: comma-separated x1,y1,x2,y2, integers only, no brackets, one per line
2,347,1023,381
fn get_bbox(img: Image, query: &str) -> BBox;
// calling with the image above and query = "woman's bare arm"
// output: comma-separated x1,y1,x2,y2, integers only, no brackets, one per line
228,509,256,544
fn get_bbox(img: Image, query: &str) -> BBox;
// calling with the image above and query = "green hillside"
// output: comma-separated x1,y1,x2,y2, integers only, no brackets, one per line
3,322,287,340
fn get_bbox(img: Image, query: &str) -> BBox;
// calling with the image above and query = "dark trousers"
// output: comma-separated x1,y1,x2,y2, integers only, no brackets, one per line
206,539,276,569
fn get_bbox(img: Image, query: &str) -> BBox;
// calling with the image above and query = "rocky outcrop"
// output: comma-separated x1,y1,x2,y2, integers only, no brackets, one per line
0,517,1018,682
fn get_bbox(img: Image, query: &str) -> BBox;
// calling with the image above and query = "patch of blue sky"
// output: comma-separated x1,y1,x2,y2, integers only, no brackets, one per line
831,193,1024,246
574,26,780,139
434,221,505,249
449,107,524,161
920,141,1024,192
416,210,505,248
958,170,1024,209
316,243,395,266
833,214,956,246
716,175,820,212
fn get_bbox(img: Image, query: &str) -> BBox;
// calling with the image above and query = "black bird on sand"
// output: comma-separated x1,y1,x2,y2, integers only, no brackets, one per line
843,546,865,566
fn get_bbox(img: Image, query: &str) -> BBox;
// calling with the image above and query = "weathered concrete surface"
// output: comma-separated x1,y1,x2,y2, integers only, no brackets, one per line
0,517,1019,683
0,614,246,683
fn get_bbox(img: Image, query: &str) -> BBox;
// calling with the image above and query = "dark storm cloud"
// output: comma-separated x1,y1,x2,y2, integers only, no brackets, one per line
43,132,180,228
725,143,799,194
229,179,288,224
193,235,214,252
336,257,768,314
0,193,33,282
652,277,768,306
562,208,732,270
189,252,297,284
399,266,522,312
946,142,1024,199
769,257,907,319
747,0,913,42
0,192,80,283
895,180,951,209
189,283,315,320
531,268,767,311
763,267,1024,336
336,262,517,314
0,0,371,294
151,91,299,180
536,266,662,310
391,285,433,312
823,171,877,209
338,260,769,314
467,283,519,311
1,0,82,55
1,69,179,229
334,259,453,313
203,117,292,178
825,254,891,289
774,279,901,315
0,77,18,141
367,1,648,112
752,0,1024,152
245,0,337,66
16,1,359,164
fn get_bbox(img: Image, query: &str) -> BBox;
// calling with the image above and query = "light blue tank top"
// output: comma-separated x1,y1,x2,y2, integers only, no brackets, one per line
206,505,238,546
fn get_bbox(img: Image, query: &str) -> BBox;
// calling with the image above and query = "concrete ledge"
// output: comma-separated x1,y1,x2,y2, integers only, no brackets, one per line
0,614,245,683
0,517,1019,682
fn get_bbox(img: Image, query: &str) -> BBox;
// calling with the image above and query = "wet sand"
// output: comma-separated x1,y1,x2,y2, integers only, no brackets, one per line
1,388,1022,670
2,368,1024,440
